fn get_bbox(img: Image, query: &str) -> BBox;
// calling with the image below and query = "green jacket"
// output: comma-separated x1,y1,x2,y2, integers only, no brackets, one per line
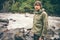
31,9,48,37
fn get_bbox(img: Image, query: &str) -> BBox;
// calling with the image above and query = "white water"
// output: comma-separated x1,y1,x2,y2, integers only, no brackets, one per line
0,13,60,30
7,14,33,30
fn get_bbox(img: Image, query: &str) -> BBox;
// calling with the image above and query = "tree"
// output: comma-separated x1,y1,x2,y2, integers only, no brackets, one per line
0,0,60,16
10,2,20,13
41,0,60,16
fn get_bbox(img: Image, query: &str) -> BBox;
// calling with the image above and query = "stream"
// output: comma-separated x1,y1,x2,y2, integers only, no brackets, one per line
0,13,60,40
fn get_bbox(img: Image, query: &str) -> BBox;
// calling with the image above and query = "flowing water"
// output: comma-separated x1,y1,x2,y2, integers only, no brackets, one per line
0,13,60,40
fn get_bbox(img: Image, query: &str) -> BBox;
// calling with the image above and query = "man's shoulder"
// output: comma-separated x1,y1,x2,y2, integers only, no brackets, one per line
42,11,47,16
41,8,47,15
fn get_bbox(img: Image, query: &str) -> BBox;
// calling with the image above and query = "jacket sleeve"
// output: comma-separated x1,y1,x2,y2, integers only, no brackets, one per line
42,11,48,36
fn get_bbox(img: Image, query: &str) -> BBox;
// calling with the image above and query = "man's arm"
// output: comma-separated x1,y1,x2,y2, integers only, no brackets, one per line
42,12,48,36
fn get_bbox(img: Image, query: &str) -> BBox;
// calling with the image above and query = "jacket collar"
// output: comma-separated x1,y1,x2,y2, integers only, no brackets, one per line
34,8,44,14
34,9,43,14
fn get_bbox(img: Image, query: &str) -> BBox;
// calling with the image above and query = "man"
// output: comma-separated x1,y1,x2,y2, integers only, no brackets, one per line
31,1,48,40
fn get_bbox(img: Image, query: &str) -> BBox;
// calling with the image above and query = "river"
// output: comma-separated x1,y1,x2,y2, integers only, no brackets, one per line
0,13,60,40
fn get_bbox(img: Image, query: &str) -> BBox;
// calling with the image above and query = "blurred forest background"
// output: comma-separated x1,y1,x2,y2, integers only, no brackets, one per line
0,0,60,16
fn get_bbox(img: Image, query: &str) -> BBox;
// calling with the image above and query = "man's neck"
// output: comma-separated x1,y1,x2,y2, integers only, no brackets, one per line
34,9,42,14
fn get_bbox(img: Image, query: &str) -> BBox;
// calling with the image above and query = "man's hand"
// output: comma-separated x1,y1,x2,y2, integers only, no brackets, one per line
39,37,43,40
30,31,34,36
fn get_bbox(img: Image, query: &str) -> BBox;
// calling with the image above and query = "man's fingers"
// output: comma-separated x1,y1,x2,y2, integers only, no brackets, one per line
39,37,43,40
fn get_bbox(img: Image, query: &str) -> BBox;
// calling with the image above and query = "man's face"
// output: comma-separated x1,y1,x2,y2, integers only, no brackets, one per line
34,5,41,11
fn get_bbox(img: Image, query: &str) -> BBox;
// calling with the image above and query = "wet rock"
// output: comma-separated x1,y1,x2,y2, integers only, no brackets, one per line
14,34,23,40
0,13,60,40
0,32,4,39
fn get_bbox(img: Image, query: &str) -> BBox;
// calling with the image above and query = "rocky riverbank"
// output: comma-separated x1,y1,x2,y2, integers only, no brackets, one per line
0,13,60,40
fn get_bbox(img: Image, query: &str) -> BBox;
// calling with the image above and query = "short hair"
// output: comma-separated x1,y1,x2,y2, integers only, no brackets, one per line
34,1,42,7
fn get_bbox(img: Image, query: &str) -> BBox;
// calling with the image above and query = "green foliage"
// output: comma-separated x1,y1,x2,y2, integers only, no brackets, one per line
0,0,60,16
41,0,60,16
10,2,20,12
42,0,54,15
19,0,35,13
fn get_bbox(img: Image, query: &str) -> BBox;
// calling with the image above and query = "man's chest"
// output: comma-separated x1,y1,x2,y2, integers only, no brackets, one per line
34,14,42,21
